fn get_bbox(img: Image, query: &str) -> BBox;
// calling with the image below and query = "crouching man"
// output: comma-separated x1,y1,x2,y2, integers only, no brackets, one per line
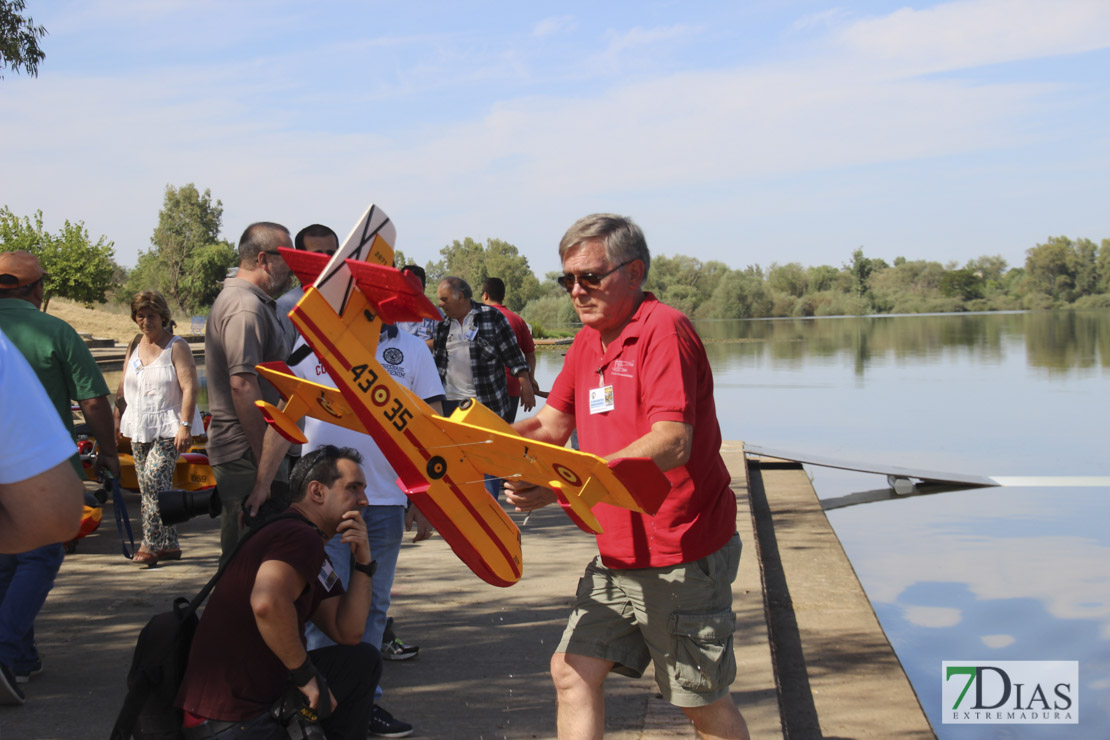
176,446,382,739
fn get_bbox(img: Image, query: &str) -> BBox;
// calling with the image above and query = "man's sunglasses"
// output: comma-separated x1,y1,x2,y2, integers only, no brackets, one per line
557,260,636,293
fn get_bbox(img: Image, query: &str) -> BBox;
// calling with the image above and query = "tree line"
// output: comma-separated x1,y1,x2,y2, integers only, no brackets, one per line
2,184,1108,333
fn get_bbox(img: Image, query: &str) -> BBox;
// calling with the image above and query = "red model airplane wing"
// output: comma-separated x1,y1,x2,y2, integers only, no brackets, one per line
278,248,331,287
344,260,441,324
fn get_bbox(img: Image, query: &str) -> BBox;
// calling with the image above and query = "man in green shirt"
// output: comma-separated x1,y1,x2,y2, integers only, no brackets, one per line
0,250,119,704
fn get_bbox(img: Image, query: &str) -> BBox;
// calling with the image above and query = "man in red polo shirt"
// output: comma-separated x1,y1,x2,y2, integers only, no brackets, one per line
480,277,537,423
506,214,748,740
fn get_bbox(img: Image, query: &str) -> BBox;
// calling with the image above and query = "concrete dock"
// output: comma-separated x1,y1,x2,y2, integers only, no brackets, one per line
0,445,935,739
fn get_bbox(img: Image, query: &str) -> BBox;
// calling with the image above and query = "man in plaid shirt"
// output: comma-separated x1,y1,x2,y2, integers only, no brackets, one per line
433,276,534,420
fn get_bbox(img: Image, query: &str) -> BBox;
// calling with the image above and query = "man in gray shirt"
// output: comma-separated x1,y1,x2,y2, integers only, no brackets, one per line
204,222,293,560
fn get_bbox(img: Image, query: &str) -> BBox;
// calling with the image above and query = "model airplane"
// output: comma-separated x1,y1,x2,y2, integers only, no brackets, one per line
254,204,671,587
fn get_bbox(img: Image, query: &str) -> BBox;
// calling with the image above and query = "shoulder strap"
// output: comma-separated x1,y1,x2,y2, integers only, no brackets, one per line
181,511,306,618
124,333,142,363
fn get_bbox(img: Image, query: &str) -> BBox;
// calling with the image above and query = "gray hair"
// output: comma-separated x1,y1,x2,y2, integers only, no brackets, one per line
558,213,650,285
440,276,472,300
238,222,291,265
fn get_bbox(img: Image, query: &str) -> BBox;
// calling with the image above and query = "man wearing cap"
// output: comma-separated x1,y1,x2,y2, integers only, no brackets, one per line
205,222,294,562
0,250,120,703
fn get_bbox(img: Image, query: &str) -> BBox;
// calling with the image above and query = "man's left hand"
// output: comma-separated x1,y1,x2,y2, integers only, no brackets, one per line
405,506,434,542
503,480,557,512
95,450,121,479
518,375,536,412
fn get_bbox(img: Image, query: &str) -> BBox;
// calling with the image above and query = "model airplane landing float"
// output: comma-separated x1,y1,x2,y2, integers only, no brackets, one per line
256,204,671,587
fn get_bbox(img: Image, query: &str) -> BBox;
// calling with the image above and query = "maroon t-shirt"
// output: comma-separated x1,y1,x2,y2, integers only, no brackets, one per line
176,516,345,721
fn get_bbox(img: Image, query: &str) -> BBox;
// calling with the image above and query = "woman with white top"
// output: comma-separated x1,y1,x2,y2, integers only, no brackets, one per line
114,291,199,565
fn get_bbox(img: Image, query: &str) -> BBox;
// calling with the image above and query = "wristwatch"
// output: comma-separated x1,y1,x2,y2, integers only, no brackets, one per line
180,421,192,429
352,559,377,577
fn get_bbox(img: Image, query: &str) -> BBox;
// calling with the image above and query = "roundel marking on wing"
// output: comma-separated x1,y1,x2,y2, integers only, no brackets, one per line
553,463,581,486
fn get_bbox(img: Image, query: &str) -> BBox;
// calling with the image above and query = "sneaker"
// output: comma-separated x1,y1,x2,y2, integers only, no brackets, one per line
0,663,25,705
381,636,420,661
369,705,414,737
14,657,43,684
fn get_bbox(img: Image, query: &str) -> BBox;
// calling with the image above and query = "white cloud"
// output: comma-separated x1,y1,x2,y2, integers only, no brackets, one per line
1,0,1107,272
791,7,852,33
834,0,1110,75
533,16,576,38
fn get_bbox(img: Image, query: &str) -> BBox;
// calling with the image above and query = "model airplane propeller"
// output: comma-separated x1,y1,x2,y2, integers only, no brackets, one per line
255,204,671,587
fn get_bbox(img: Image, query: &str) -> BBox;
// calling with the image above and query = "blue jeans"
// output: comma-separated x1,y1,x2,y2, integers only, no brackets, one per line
306,505,404,700
0,543,64,672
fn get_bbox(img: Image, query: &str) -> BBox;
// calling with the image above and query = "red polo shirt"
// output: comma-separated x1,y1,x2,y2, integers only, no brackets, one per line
545,294,735,568
488,302,534,397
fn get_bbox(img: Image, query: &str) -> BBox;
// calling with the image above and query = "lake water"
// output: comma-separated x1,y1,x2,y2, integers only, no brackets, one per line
127,311,1108,737
666,311,1108,739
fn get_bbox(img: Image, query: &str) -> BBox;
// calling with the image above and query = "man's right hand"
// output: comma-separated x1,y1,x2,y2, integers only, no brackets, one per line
298,674,337,715
242,482,271,520
503,480,557,512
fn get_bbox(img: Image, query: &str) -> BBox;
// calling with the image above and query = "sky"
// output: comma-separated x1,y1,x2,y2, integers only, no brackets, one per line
1,0,1108,278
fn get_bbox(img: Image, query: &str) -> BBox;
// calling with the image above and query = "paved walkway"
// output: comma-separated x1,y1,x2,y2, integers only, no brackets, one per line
0,446,933,739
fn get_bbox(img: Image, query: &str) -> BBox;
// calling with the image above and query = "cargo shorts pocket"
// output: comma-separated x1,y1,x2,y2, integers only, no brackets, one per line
669,610,737,692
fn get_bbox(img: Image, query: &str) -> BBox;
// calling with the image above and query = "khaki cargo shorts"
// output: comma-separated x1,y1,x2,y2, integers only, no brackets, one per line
555,533,741,707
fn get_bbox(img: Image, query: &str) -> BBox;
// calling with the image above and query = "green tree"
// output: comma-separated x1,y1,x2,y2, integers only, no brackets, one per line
521,294,580,330
1098,239,1110,294
806,264,849,293
1025,236,1076,302
940,268,984,301
148,184,227,309
0,206,116,310
645,254,729,316
698,266,770,319
767,262,808,298
429,237,541,311
179,242,238,315
0,0,46,79
847,248,877,299
1071,238,1099,297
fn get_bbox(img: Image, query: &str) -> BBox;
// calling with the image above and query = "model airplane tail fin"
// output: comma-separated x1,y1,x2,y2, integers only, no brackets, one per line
449,397,515,433
345,260,440,324
255,400,308,444
278,248,331,287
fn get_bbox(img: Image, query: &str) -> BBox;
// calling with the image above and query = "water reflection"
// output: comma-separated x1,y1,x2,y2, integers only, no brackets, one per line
679,311,1110,738
828,487,1110,737
694,310,1110,375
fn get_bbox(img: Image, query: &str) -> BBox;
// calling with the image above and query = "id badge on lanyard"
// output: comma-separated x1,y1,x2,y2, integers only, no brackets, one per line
589,368,615,415
318,559,340,591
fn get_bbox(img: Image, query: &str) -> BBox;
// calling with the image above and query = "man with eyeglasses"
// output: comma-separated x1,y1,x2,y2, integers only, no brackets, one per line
505,214,749,740
205,222,294,561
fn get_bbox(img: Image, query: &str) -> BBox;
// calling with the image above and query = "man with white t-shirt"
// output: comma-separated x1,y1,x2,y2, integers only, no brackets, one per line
247,323,444,738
